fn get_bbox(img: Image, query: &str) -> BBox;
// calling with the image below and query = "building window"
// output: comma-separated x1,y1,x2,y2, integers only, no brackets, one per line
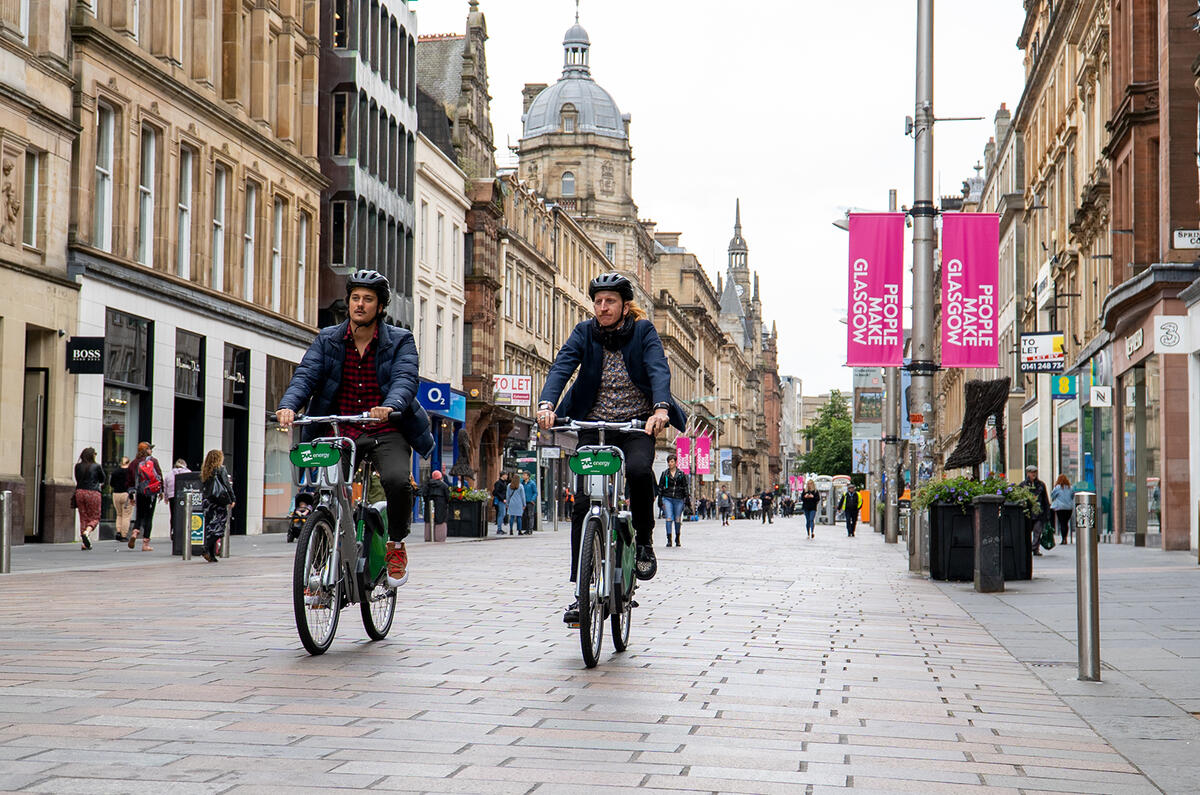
137,126,156,267
517,272,525,324
420,200,429,262
333,0,348,47
94,104,115,251
463,321,472,377
131,0,140,41
22,151,38,248
436,212,444,272
452,313,460,380
605,241,615,263
333,92,349,157
561,103,577,133
177,0,187,64
561,171,576,196
453,225,462,280
331,201,347,266
505,265,513,317
419,297,428,361
243,182,258,300
297,211,309,323
435,307,444,374
270,198,284,312
176,147,193,278
212,164,227,290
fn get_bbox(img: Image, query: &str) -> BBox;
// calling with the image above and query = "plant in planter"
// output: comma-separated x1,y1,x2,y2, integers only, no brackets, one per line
447,487,490,537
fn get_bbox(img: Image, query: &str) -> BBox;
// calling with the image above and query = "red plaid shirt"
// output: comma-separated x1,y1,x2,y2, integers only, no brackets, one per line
334,324,392,439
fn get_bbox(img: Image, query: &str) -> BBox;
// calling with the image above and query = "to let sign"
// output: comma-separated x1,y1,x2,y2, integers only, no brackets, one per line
66,337,104,374
493,374,532,406
1019,332,1065,373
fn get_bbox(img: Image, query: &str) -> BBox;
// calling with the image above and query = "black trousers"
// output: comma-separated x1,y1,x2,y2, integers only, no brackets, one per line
570,429,655,582
844,510,857,535
1055,509,1072,542
358,433,413,543
133,494,156,538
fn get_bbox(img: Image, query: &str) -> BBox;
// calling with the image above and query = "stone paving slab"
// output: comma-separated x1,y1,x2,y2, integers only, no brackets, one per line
0,518,1168,792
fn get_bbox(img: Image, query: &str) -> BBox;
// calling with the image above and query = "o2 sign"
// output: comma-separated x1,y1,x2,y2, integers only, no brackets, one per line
418,382,451,412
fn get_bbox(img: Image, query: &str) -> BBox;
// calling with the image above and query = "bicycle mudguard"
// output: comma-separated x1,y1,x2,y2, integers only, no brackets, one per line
360,502,389,583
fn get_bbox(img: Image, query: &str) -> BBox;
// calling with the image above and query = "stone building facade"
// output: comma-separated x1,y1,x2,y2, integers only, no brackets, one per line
317,0,417,327
0,0,80,543
67,0,326,538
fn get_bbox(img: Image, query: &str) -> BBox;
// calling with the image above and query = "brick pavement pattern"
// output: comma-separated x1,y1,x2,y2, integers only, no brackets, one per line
0,519,1160,793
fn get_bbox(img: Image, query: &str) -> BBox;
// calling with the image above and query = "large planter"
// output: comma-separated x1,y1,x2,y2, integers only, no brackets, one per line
929,502,1031,582
446,500,487,538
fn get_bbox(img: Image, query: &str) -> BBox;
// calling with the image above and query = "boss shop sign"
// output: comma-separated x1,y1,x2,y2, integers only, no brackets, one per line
66,337,104,374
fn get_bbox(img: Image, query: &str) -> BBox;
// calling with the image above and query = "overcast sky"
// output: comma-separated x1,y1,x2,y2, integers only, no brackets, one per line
416,0,1028,396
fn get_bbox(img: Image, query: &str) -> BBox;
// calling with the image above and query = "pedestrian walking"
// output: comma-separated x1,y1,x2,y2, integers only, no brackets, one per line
110,456,132,542
164,458,190,537
800,480,820,538
1050,473,1074,545
839,488,860,537
658,453,689,546
760,489,774,524
199,449,235,562
1023,465,1051,556
718,486,732,526
128,442,164,551
492,473,509,534
421,470,450,543
73,447,104,550
505,472,526,535
521,470,537,534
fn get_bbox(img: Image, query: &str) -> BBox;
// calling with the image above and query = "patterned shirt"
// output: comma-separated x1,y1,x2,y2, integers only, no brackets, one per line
334,324,391,439
586,349,653,421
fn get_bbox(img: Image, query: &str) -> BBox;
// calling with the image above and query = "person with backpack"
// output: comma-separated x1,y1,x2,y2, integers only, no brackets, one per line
200,449,235,562
127,442,164,551
839,487,861,537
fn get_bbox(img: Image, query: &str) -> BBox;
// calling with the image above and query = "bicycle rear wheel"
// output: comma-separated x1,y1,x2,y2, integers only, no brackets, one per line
293,512,341,655
577,518,605,668
360,580,396,640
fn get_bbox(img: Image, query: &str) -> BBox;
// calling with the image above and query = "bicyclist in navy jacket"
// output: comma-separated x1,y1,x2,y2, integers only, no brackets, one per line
536,272,685,623
276,270,434,588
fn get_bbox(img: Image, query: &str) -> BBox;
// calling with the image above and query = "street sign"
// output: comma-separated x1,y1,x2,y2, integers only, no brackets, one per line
1173,230,1200,249
1090,386,1112,407
66,336,104,374
1019,332,1065,373
417,382,451,413
493,374,532,406
539,446,561,459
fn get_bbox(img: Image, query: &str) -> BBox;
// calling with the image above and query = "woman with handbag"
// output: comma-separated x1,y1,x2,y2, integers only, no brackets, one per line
73,447,104,550
200,449,235,563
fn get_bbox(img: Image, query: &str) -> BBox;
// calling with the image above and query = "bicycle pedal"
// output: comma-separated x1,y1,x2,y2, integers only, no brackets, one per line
566,622,580,629
631,600,639,608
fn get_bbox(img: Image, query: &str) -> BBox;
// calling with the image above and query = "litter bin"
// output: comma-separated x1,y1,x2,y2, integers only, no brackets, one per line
172,472,206,557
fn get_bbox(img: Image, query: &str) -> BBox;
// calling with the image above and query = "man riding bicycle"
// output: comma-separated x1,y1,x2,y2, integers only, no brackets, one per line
275,269,434,588
536,272,685,623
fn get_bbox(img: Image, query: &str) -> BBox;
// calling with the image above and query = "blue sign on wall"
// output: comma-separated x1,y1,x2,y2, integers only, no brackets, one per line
417,382,451,413
449,392,466,423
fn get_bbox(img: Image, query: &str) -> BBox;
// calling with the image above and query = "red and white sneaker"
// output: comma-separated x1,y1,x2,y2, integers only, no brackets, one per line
385,542,409,587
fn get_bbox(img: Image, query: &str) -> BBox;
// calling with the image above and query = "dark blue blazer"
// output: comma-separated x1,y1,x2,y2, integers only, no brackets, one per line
278,321,435,457
539,319,686,431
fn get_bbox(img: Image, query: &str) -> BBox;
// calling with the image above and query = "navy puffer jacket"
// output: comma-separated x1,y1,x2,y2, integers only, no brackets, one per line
278,321,435,457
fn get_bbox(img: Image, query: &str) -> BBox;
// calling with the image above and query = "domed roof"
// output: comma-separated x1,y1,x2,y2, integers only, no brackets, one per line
521,20,627,141
523,79,626,140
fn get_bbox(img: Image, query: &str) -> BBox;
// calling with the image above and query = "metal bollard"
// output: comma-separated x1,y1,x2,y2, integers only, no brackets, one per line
182,498,192,561
1074,491,1101,681
0,490,10,574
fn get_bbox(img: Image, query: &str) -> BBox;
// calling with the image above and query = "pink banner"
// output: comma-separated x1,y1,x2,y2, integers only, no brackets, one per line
694,435,712,475
674,436,691,473
941,213,1000,368
846,213,905,366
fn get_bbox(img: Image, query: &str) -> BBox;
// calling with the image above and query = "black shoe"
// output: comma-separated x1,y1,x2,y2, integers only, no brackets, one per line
674,536,680,547
81,533,92,550
636,545,657,581
563,600,579,624
666,538,672,547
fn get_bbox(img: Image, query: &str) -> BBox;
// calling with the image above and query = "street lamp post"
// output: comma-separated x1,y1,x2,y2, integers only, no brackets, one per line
908,0,937,573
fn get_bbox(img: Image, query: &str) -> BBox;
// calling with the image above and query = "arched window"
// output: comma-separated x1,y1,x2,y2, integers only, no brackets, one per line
560,103,577,133
561,171,576,197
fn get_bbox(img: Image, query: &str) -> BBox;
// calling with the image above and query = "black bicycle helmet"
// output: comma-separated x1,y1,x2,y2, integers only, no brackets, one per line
346,269,390,309
588,272,634,301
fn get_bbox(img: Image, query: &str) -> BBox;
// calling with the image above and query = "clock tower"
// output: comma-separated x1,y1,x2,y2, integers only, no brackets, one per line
728,199,751,302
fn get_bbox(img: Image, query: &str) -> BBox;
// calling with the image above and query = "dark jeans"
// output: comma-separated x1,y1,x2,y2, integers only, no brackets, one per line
1055,509,1072,542
761,506,772,524
844,510,857,536
357,433,412,543
133,493,156,538
570,428,655,582
804,509,816,531
719,506,730,525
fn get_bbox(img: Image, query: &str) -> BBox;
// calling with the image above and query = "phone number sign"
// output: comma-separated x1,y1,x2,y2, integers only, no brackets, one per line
1019,332,1065,373
493,374,532,406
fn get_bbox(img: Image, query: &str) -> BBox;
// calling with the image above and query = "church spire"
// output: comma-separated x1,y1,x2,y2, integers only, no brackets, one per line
727,198,748,269
734,198,742,236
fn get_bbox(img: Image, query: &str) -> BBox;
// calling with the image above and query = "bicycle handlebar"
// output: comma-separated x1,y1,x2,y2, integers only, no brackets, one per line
267,412,381,426
552,418,645,432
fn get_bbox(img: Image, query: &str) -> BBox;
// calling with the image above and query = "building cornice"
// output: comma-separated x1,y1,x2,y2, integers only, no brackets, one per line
1101,263,1200,331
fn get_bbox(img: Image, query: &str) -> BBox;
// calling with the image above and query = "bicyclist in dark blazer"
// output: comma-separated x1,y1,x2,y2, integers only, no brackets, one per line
536,273,685,623
276,269,435,589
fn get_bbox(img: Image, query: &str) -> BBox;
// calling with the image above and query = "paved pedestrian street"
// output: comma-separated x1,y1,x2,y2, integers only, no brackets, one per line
0,519,1170,794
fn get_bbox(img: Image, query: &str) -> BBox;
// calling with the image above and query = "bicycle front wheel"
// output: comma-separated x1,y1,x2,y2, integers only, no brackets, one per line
293,512,342,655
360,580,396,640
578,518,605,668
611,580,632,652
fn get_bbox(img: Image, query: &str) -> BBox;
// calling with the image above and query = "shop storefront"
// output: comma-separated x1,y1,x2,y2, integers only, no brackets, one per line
411,384,468,521
1073,344,1115,537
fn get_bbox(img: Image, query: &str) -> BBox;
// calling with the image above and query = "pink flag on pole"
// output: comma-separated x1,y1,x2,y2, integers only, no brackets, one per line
674,437,691,473
694,435,712,475
941,213,1000,368
846,214,905,366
